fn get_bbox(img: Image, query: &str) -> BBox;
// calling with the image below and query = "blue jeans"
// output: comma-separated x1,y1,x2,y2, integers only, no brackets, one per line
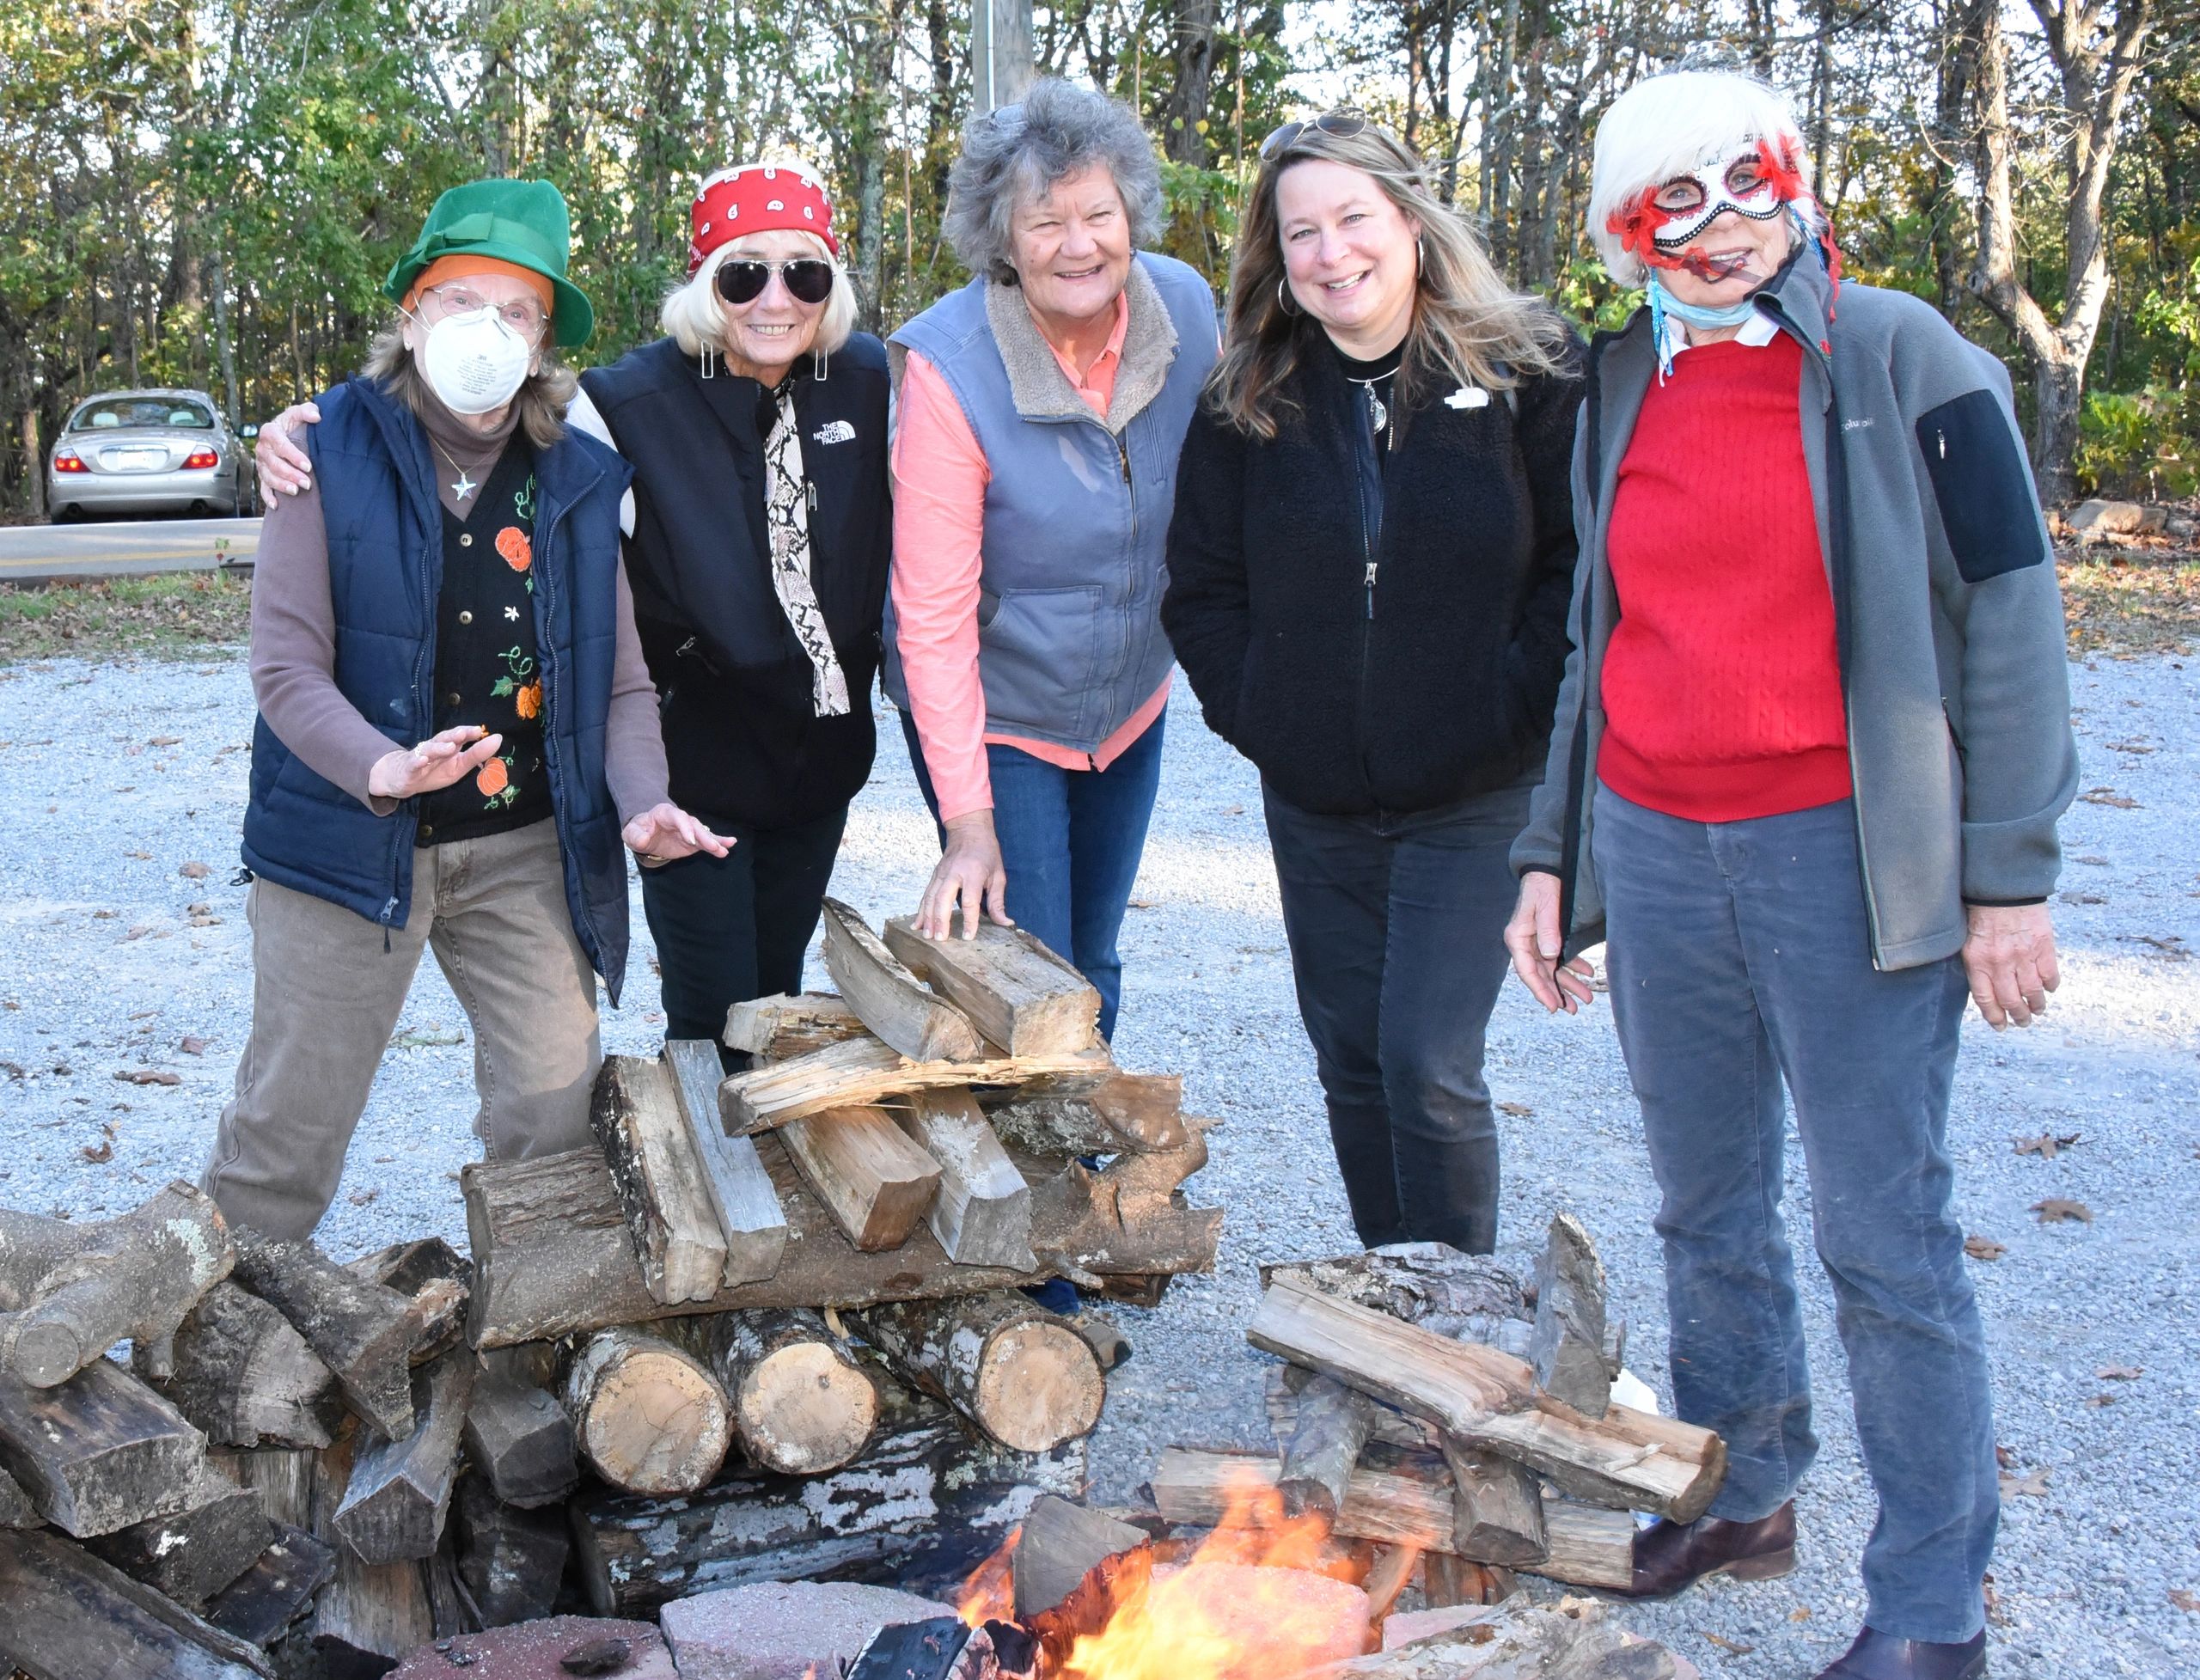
899,708,1165,1042
1592,787,1995,1644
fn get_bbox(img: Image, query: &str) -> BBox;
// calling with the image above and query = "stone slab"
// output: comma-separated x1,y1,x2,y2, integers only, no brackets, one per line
657,1580,957,1680
388,1616,675,1680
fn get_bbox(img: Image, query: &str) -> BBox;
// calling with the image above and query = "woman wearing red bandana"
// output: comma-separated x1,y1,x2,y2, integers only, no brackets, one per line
1504,70,2075,1680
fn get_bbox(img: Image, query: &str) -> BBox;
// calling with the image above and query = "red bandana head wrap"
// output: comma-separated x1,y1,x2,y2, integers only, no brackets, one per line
688,165,840,273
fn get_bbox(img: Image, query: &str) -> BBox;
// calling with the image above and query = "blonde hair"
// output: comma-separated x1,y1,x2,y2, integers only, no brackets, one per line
660,232,857,363
363,321,574,450
1210,121,1573,440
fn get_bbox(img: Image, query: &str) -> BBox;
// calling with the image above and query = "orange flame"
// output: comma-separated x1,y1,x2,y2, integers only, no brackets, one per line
956,1524,1020,1628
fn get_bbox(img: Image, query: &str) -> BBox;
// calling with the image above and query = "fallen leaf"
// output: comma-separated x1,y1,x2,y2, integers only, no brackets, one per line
2080,786,2141,809
124,849,151,860
2057,891,2106,905
1789,1607,1813,1622
80,1140,113,1164
1222,803,1244,816
2097,1365,2143,1380
1983,1575,2007,1626
2171,1589,2199,1612
2084,1392,2117,1408
1995,1445,2016,1470
2031,1198,2093,1224
113,1070,180,1087
1964,1234,2007,1261
2104,737,2154,754
2000,1467,2051,1497
180,1035,208,1055
0,1061,22,1080
347,1188,379,1207
177,860,211,878
1497,1101,1535,1117
2014,1131,2083,1158
1127,898,1157,909
147,736,180,747
1702,1634,1754,1655
91,908,117,919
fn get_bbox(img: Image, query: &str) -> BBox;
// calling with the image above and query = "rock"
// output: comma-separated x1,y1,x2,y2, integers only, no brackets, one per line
388,1616,675,1680
657,1580,958,1680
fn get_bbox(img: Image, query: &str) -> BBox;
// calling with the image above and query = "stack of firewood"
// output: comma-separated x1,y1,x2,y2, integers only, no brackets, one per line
0,903,1225,1674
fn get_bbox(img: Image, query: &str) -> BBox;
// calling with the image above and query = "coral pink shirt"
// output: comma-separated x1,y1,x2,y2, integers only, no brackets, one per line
891,290,1170,823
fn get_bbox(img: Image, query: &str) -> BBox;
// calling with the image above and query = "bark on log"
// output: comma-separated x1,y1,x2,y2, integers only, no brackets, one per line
718,1035,1111,1134
1151,1446,1458,1552
724,992,870,1060
1277,1373,1376,1520
0,1355,206,1536
454,1471,567,1628
695,1307,880,1475
1331,1593,1675,1679
332,1348,474,1564
1530,1214,1611,1419
983,1072,1189,1156
1442,1441,1548,1567
881,917,1102,1054
592,1054,730,1305
895,1088,1036,1268
463,1344,578,1508
563,1327,732,1495
665,1037,790,1285
0,1525,276,1679
1011,1494,1148,1621
1268,1361,1439,1452
347,1236,471,1299
1024,1116,1222,1280
0,1462,34,1528
87,1463,271,1608
823,897,988,1061
1258,1244,1529,1342
780,1104,943,1250
143,1279,341,1449
201,1520,338,1649
0,1180,235,1388
857,1291,1103,1452
1535,1500,1636,1591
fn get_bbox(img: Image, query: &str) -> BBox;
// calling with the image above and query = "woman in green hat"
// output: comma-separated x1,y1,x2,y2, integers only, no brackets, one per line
205,178,730,1241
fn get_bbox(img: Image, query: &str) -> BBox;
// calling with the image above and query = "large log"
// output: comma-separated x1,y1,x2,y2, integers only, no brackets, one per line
332,1348,475,1564
0,1525,276,1679
1276,1372,1376,1520
1247,1280,1724,1522
1536,1500,1636,1591
464,1133,1219,1347
1331,1593,1676,1680
346,1236,472,1366
87,1463,271,1608
983,1073,1188,1156
201,1520,338,1649
463,1344,578,1508
592,1054,730,1305
0,1355,206,1536
695,1308,879,1475
881,917,1102,1054
857,1291,1103,1452
724,992,870,1060
1149,1446,1457,1552
1258,1244,1529,1342
1530,1214,1611,1419
664,1037,790,1285
822,897,987,1060
1442,1441,1548,1567
718,1035,1110,1135
564,1327,732,1495
454,1471,566,1628
0,1180,235,1388
142,1279,341,1450
1010,1494,1148,1622
895,1089,1036,1268
309,1431,433,1665
780,1104,944,1250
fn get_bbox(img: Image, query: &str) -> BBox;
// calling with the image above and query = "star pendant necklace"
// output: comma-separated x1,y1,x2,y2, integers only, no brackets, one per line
430,434,498,504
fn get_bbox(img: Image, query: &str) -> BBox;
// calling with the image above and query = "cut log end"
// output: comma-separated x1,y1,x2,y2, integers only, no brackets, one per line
566,1332,732,1496
975,1320,1104,1454
737,1341,881,1475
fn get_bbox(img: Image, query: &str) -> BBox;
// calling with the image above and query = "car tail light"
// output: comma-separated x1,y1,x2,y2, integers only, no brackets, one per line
181,449,219,470
52,449,89,473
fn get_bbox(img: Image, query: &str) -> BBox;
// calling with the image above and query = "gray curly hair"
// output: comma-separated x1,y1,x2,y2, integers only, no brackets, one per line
943,79,1164,283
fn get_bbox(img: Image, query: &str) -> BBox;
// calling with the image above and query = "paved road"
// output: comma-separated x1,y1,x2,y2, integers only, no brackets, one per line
0,516,260,585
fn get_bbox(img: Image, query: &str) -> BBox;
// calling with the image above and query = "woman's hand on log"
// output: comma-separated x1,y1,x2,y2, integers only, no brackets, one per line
623,803,735,865
917,809,1010,940
1504,871,1595,1014
255,401,321,496
366,725,503,801
1962,901,2059,1029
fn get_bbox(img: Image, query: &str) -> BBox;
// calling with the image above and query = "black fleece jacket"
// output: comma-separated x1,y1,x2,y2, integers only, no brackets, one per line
1162,327,1585,816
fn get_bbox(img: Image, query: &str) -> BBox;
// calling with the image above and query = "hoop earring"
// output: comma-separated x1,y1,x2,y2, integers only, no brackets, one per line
1416,236,1426,277
1277,277,1299,317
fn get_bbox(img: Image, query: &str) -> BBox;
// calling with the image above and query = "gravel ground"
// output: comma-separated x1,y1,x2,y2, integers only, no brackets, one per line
0,647,2193,1678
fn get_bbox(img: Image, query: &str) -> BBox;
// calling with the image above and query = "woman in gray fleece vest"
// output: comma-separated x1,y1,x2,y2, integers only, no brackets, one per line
1503,72,2075,1680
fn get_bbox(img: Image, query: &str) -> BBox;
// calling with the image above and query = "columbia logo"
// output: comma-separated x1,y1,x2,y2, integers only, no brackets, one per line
812,420,856,445
1842,417,1874,431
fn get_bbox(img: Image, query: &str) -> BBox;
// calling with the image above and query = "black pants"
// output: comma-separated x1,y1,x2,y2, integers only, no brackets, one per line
1262,774,1535,1254
640,803,849,1066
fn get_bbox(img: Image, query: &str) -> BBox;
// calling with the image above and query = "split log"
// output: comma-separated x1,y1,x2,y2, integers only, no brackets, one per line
1268,1361,1439,1453
464,1135,1219,1347
724,992,870,1060
847,1616,995,1680
333,1348,474,1564
0,1525,276,1679
718,1035,1110,1135
857,1291,1103,1452
1277,1373,1377,1519
563,1327,732,1495
1259,1243,1529,1342
309,1432,433,1665
142,1279,341,1449
1362,1542,1421,1624
781,1104,943,1250
895,1089,1036,1268
424,1530,478,1638
0,1463,34,1528
983,1072,1188,1156
348,1236,471,1299
665,1036,790,1285
229,1230,455,1439
1420,1550,1510,1610
463,1344,578,1508
1536,1500,1636,1591
1441,1441,1547,1567
201,1520,338,1649
87,1463,271,1608
0,1355,206,1536
1530,1215,1610,1419
454,1471,567,1628
1333,1593,1675,1680
881,917,1102,1054
1247,1280,1724,1522
696,1308,879,1475
1011,1494,1148,1622
823,897,988,1060
1150,1446,1456,1552
0,1180,235,1388
592,1054,730,1305
209,1445,315,1529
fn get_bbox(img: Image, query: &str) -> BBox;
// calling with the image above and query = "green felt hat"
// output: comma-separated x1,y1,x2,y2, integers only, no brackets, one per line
383,178,594,347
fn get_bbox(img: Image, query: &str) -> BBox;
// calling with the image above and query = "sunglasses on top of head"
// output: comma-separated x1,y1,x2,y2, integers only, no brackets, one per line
715,258,836,307
1259,109,1367,162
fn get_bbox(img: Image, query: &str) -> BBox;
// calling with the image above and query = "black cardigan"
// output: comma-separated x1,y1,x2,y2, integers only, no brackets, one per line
580,334,891,831
1162,327,1584,816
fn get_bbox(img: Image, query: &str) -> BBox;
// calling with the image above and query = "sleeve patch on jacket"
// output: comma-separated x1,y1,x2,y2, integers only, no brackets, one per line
1915,390,2047,583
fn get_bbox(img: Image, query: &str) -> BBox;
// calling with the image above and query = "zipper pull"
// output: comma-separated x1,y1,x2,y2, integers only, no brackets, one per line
1116,437,1131,483
1364,560,1378,620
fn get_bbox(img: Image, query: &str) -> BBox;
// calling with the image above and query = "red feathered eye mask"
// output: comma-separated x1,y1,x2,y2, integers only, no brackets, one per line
1607,136,1812,278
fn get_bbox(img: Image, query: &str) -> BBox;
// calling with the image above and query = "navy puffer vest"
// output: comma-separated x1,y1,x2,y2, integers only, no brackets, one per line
240,376,638,1000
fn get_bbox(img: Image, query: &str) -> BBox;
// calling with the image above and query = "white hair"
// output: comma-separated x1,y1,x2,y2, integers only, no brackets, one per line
659,230,858,360
1587,69,1816,288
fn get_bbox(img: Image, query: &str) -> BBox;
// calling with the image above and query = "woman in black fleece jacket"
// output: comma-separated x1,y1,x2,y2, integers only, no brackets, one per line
1162,116,1581,1254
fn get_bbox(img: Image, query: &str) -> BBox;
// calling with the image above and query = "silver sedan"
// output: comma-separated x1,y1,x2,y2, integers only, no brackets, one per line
47,389,252,521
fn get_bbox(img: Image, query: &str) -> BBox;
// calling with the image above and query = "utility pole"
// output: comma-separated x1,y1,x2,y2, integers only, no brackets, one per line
970,0,1036,115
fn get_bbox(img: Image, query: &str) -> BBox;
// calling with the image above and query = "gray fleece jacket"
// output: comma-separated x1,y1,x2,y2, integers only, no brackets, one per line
1510,250,2079,971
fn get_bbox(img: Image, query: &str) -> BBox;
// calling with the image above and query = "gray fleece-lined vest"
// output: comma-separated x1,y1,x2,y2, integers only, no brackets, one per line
885,253,1217,752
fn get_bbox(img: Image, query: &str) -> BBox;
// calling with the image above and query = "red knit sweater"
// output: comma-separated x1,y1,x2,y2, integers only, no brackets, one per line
1598,333,1852,822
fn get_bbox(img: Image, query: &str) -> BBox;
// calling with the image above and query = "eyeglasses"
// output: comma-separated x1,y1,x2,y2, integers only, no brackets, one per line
1259,109,1367,162
715,258,836,307
419,284,547,340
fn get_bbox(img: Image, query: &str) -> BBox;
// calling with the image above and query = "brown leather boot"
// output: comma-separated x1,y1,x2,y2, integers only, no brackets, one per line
1617,1500,1797,1598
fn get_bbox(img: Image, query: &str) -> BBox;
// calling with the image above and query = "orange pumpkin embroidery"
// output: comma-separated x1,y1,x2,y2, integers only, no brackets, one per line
515,681,543,720
495,527,532,573
475,757,510,797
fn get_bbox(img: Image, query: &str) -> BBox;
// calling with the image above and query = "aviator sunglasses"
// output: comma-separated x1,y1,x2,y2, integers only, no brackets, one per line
1259,108,1367,161
715,257,836,307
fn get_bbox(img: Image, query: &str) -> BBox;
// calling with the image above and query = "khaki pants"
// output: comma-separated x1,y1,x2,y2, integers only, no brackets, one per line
203,818,602,1239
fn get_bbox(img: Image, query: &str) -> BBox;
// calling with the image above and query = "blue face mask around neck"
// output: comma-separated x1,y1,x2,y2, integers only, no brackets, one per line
1646,274,1763,380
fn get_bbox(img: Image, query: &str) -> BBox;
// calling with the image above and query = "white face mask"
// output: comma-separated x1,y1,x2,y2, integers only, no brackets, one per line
415,306,533,415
